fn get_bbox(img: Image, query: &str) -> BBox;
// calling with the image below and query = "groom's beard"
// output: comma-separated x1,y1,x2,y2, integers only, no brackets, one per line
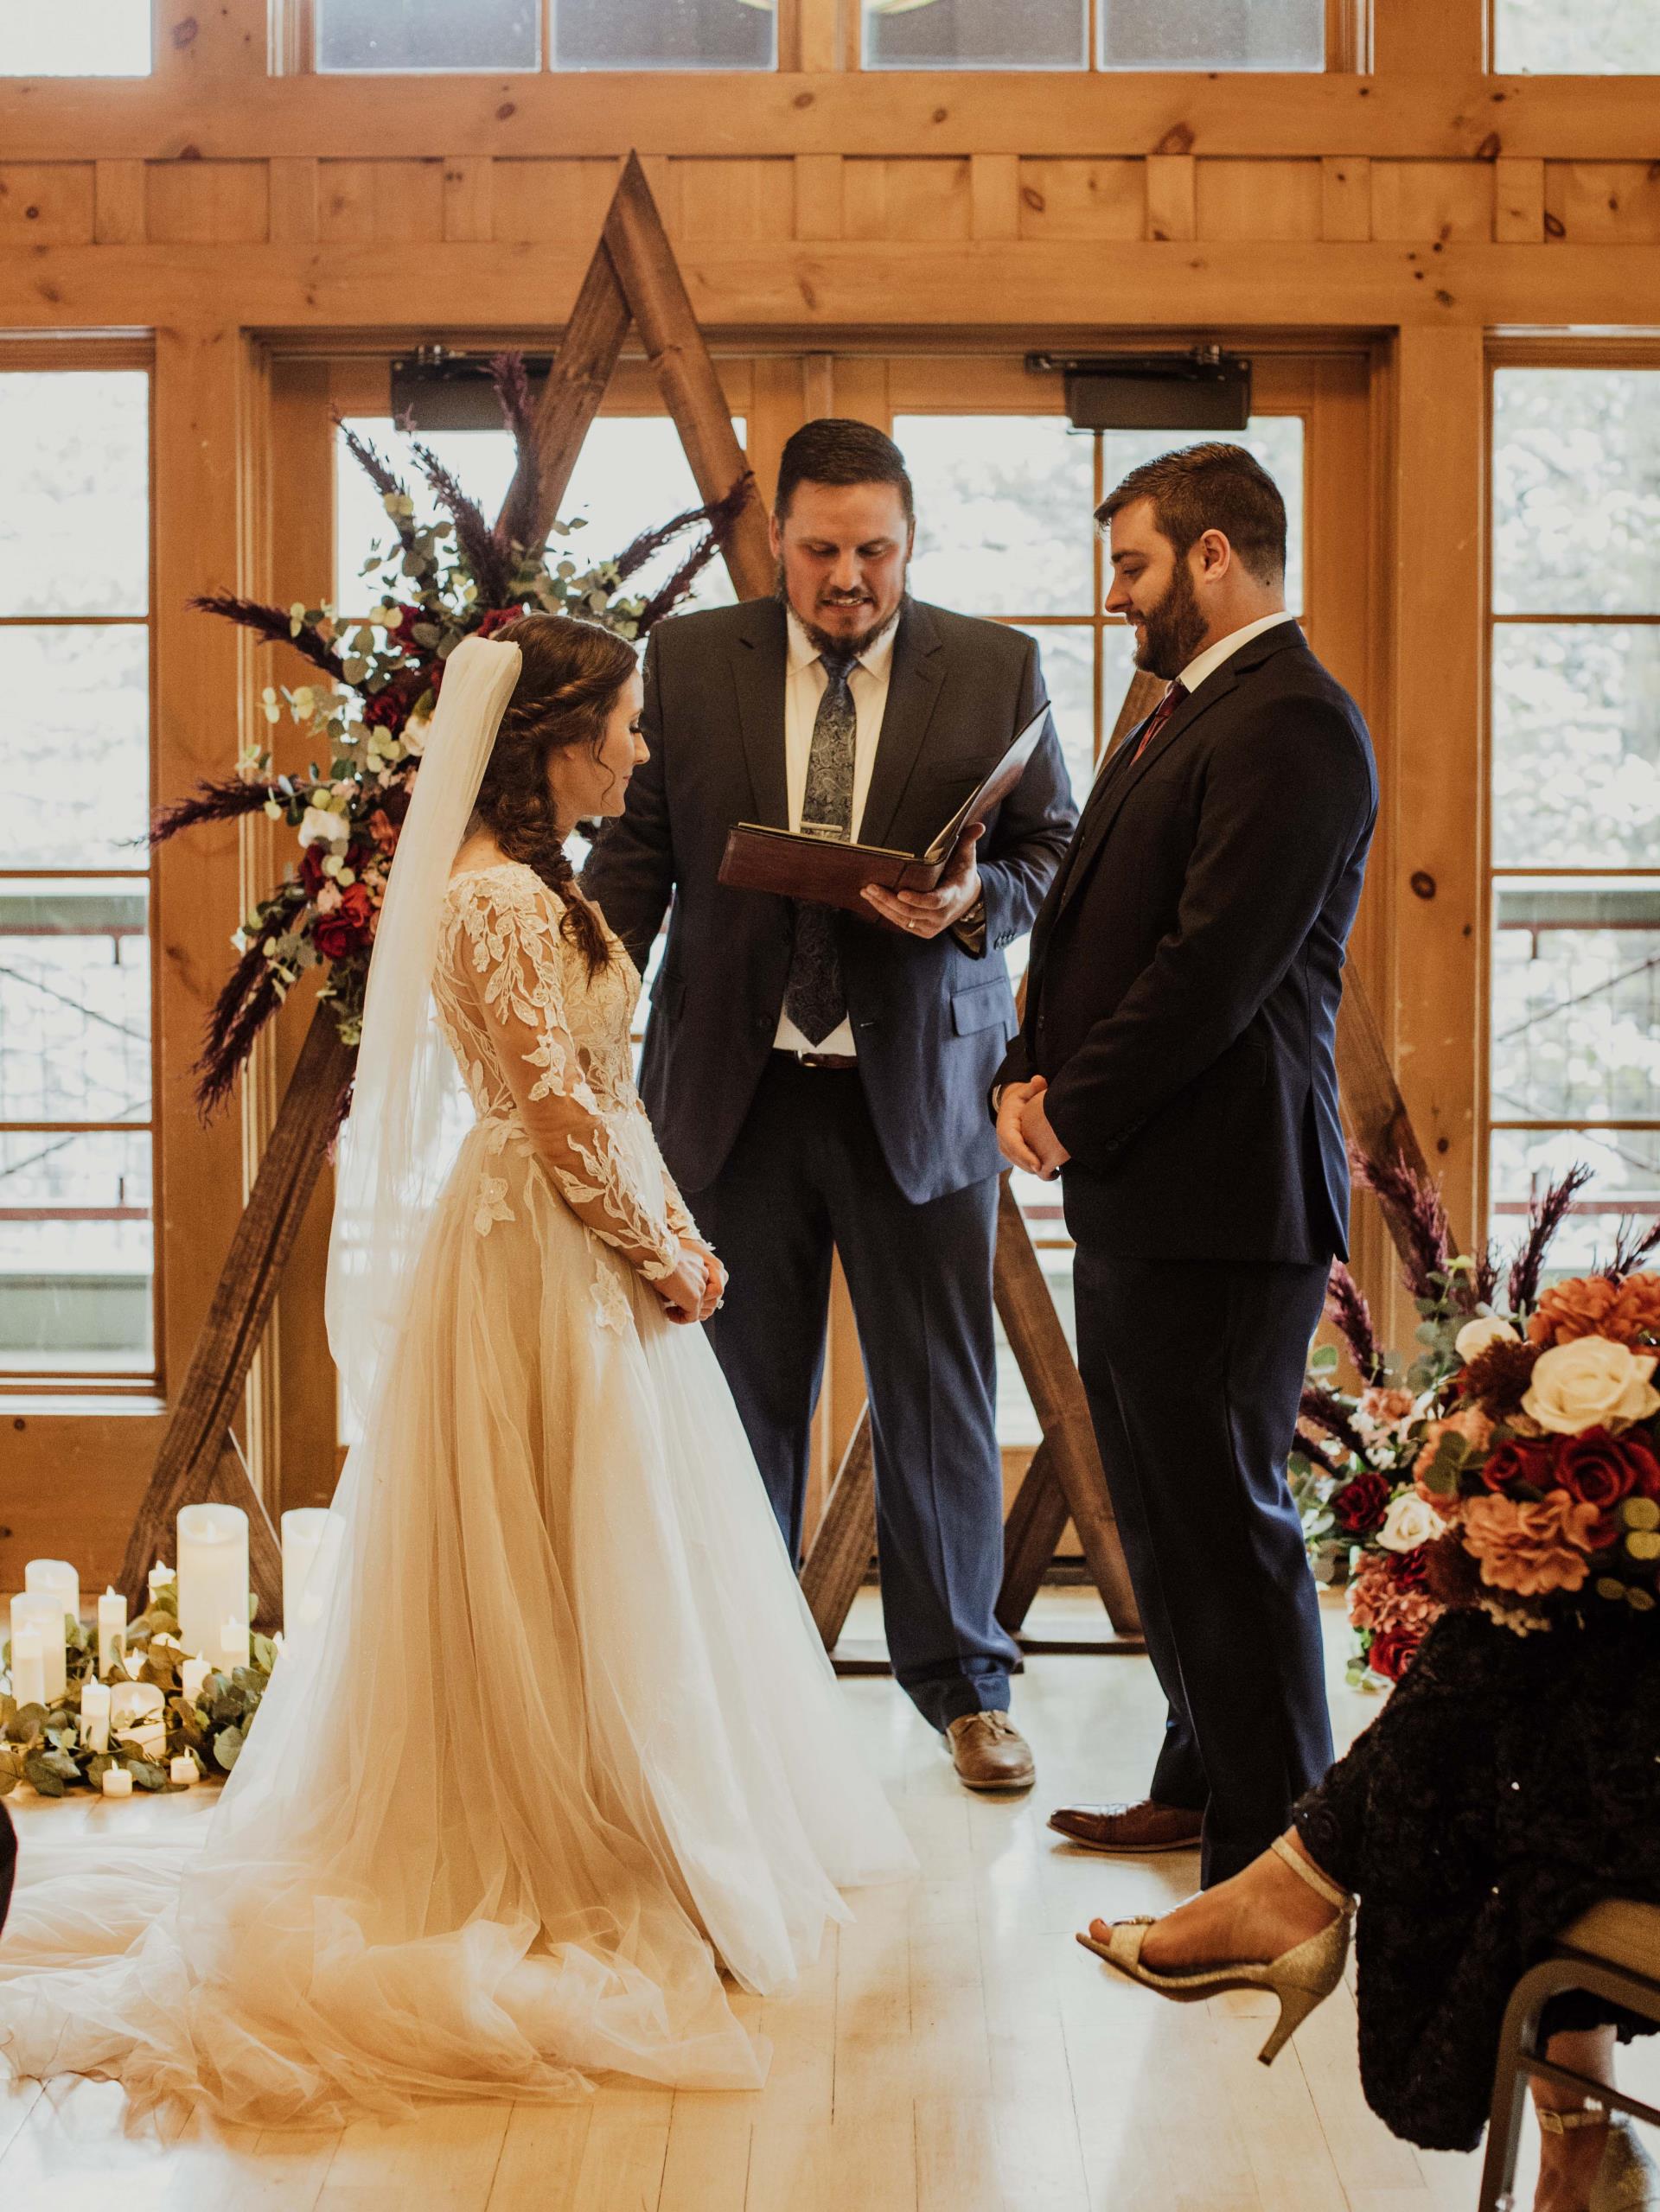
777,567,906,663
1133,557,1210,682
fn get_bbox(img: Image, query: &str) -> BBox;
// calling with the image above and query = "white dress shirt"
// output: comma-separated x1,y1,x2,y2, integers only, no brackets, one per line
1174,609,1295,698
773,609,899,1058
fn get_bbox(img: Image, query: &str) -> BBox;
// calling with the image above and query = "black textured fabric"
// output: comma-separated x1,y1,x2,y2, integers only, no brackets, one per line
1293,1607,1660,2152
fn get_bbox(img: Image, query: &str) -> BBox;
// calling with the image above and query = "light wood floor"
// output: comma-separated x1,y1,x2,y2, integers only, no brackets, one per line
2,1589,1654,2211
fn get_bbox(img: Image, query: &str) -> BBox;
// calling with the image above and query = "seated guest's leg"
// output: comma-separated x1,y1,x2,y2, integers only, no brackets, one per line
1531,2026,1623,2212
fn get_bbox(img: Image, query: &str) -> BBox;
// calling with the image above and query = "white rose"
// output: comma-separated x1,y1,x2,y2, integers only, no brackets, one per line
1522,1336,1660,1436
297,805,349,851
1376,1491,1440,1552
1455,1316,1520,1365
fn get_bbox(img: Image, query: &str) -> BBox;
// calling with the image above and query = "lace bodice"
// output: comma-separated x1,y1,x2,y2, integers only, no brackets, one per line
433,862,695,1282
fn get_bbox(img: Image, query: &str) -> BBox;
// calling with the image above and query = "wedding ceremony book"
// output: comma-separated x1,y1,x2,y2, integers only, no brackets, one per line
718,700,1051,924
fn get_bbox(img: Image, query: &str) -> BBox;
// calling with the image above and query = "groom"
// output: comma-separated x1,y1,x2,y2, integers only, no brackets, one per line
584,418,1075,1790
996,443,1376,1885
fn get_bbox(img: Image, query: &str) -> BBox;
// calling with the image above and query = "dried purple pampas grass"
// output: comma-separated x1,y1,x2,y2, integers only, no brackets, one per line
1350,1142,1464,1308
1325,1261,1387,1386
150,775,286,847
1299,1385,1370,1464
1506,1162,1594,1316
188,596,352,687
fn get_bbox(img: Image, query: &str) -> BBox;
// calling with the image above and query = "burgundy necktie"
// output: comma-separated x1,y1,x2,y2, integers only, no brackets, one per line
1131,679,1187,764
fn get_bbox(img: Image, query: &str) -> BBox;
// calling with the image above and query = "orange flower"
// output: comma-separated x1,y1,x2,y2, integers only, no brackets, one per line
1610,1273,1660,1347
1530,1275,1620,1348
1459,1492,1606,1597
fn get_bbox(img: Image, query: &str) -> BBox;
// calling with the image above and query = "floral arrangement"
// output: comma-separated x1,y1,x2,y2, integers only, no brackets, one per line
1294,1154,1660,1686
152,353,747,1115
1,1575,271,1798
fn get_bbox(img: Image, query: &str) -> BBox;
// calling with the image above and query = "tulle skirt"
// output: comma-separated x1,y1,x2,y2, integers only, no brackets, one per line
0,1121,913,2123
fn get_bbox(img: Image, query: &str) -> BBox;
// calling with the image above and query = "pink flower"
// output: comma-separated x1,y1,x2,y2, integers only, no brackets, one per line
1459,1492,1607,1597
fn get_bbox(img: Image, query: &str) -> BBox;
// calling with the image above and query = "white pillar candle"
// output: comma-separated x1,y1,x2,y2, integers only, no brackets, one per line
97,1587,127,1678
10,1592,66,1702
110,1681,166,1762
281,1508,332,1636
182,1654,212,1703
220,1614,251,1671
25,1559,80,1631
176,1504,248,1664
169,1755,197,1787
80,1678,111,1754
10,1626,45,1708
100,1766,133,1799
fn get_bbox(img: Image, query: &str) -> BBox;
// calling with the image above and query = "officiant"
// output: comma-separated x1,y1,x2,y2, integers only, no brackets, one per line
584,418,1075,1792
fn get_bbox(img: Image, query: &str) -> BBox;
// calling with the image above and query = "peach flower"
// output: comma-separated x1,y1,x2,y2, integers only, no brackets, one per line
1460,1492,1606,1597
1529,1276,1621,1348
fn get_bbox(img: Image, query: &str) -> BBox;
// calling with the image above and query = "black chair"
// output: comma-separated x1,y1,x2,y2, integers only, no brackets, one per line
1478,1899,1660,2212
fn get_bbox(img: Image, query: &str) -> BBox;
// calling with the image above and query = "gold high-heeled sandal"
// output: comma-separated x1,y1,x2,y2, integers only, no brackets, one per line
1076,1834,1355,2068
1538,2106,1660,2212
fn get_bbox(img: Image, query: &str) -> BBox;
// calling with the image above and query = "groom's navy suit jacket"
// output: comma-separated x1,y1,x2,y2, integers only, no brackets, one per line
584,596,1076,1205
997,621,1376,1264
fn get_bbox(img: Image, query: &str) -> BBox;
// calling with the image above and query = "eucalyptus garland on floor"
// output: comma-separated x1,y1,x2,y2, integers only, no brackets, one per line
0,1576,271,1797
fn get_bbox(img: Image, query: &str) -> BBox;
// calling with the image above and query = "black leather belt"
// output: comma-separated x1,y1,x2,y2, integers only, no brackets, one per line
777,1049,859,1071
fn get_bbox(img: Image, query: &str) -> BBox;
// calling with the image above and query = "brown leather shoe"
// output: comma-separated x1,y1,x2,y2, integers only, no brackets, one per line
1047,1801,1203,1854
947,1711,1035,1793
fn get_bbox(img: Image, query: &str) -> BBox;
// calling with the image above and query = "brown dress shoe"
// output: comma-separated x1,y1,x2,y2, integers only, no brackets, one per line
947,1712,1035,1793
1046,1801,1203,1854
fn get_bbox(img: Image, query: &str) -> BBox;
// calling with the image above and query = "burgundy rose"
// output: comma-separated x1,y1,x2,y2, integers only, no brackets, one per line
299,844,331,898
1478,1435,1556,1495
1392,1545,1431,1591
1367,1626,1424,1683
1332,1468,1391,1539
361,685,410,732
314,882,374,960
474,606,527,640
1555,1425,1660,1546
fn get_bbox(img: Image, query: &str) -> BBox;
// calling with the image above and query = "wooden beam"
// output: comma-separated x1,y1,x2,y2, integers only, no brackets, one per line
602,155,774,597
800,1409,876,1650
4,73,1657,163
118,1005,356,1619
995,1437,1069,1633
507,233,634,546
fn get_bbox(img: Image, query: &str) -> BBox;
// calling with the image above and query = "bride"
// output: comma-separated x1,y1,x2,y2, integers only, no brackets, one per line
0,618,912,2122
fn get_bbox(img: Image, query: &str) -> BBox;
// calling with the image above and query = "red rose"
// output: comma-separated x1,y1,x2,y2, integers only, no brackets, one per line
1555,1425,1660,1546
1392,1546,1431,1591
1332,1468,1391,1539
1478,1435,1556,1495
299,844,331,897
314,883,374,960
361,685,408,731
1367,1626,1424,1683
475,606,527,640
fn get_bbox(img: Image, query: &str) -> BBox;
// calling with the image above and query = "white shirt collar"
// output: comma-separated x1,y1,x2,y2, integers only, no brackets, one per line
1176,610,1296,699
786,605,900,682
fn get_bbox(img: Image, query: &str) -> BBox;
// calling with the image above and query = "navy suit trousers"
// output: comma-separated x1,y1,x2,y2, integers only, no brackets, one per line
1071,1246,1335,1886
689,1056,1018,1734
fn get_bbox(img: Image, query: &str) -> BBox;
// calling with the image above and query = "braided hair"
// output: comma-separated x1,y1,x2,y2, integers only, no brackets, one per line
473,613,637,976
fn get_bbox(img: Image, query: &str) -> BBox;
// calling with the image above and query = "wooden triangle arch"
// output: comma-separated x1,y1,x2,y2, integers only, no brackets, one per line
121,154,1440,1661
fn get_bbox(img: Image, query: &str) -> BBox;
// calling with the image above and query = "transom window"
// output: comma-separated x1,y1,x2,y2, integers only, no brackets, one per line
0,367,155,1382
1493,0,1660,72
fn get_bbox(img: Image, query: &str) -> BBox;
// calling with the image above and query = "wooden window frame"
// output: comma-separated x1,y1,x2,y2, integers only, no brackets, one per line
0,339,159,1397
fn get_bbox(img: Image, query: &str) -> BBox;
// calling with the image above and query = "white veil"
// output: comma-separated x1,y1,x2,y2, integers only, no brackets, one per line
325,633,524,1427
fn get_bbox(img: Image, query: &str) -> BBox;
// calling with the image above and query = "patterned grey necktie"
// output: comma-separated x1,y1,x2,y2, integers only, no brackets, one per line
784,647,858,1047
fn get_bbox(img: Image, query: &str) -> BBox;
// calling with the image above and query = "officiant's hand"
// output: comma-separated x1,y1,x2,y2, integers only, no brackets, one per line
860,822,984,940
658,1247,709,1324
998,1075,1069,1181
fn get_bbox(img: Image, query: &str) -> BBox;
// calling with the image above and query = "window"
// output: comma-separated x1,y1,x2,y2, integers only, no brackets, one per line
1489,367,1660,1268
897,405,1306,1442
1493,0,1660,73
0,368,154,1380
0,0,151,73
864,0,1323,72
315,0,775,71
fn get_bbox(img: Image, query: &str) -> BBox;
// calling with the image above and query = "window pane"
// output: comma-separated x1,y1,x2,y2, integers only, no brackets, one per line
1491,626,1660,870
2,626,150,870
900,417,1095,616
0,882,150,1124
1491,881,1660,1124
0,0,151,73
1012,624,1093,798
0,1131,152,1374
336,416,746,618
1490,1127,1660,1277
865,0,1085,70
1101,0,1322,68
555,0,775,68
1493,369,1660,615
316,0,538,70
1494,1,1660,72
0,372,149,615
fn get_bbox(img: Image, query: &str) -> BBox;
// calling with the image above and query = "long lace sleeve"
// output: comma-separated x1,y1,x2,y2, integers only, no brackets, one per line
648,1122,702,1246
459,877,682,1282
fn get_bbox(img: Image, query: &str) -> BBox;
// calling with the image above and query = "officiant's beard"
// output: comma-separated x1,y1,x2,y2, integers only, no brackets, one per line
1133,557,1210,681
776,565,906,663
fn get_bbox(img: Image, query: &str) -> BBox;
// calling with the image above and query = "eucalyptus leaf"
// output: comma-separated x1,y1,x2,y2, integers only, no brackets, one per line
214,1724,246,1772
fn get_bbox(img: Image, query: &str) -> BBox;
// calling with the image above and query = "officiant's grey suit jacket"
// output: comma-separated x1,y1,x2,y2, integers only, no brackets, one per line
583,595,1076,1205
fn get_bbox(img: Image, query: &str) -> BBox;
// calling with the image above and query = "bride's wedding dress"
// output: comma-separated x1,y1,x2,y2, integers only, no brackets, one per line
0,645,911,2125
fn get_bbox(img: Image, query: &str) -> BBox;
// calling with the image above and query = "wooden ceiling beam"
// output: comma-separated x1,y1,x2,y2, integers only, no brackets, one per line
2,73,1657,164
